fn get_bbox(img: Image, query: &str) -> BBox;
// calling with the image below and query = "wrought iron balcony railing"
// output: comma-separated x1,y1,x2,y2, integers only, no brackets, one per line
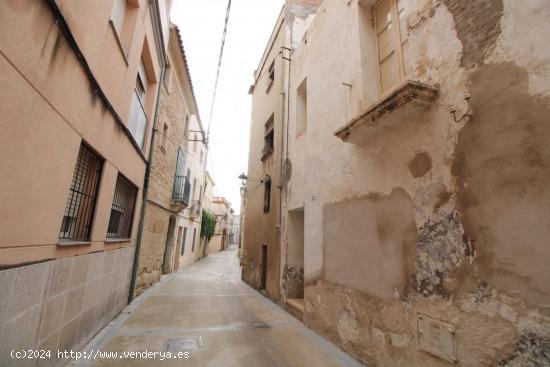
172,175,191,207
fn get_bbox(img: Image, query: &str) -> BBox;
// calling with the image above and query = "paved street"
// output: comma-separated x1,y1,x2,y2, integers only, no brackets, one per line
71,245,361,367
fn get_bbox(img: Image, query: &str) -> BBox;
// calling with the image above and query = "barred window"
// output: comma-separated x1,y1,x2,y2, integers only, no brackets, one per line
59,143,103,241
107,174,138,239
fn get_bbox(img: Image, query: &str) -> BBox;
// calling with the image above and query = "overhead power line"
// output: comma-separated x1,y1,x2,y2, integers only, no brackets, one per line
206,0,232,136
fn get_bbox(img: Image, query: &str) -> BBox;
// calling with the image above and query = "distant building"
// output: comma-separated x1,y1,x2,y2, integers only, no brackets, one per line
230,214,240,245
208,197,233,254
197,171,215,259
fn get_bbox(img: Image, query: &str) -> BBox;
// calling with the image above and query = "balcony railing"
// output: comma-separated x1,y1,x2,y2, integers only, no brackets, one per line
172,175,191,207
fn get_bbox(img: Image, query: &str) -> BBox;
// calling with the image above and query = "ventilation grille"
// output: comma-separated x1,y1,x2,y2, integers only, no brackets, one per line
417,313,457,363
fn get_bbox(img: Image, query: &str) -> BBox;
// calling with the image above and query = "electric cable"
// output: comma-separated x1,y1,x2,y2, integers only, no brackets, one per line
206,0,232,136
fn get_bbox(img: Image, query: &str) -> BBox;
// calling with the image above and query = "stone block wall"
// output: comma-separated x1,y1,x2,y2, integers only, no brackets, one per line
134,204,170,297
0,246,134,366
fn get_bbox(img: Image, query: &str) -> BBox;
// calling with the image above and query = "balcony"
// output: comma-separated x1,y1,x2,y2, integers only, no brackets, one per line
334,80,438,145
189,200,201,218
171,175,191,212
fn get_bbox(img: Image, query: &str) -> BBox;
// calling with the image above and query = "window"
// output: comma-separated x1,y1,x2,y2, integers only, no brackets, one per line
296,78,308,137
59,143,103,241
262,114,274,159
193,134,198,152
111,0,127,36
161,123,168,149
163,64,173,92
181,227,187,255
263,178,271,213
375,0,410,93
192,177,197,202
107,174,138,239
172,149,188,202
110,0,139,56
266,60,275,92
184,115,190,139
192,228,197,252
200,150,203,164
128,60,148,149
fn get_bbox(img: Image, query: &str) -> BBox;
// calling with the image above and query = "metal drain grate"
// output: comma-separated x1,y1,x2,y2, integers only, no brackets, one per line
163,337,203,352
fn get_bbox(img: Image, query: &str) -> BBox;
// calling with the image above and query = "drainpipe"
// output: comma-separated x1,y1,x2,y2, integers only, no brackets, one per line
128,0,167,303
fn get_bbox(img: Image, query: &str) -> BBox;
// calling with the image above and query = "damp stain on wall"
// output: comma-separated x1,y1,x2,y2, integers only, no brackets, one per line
452,62,550,307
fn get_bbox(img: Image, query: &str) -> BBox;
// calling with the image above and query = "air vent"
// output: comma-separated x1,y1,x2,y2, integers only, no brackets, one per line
417,313,457,363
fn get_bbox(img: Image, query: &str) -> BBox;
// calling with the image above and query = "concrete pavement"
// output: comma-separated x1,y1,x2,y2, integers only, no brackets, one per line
70,245,362,367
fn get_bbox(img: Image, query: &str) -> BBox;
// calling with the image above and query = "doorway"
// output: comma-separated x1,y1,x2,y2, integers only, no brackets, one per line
162,215,177,274
260,245,268,291
286,208,305,312
173,226,183,271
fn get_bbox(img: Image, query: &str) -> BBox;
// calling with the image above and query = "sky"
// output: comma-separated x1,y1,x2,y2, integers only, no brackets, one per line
170,0,284,214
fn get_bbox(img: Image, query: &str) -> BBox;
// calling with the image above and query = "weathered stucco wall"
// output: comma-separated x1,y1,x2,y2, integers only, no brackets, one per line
241,13,286,300
0,0,153,266
283,0,550,365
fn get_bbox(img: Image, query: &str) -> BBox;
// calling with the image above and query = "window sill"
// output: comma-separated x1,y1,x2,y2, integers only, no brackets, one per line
57,240,92,247
334,80,438,145
109,20,129,66
105,238,132,244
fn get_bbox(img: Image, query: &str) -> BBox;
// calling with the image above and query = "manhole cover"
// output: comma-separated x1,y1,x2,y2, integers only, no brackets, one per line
163,337,203,352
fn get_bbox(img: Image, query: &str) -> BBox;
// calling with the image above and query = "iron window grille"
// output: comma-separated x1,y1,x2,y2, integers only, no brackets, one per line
107,174,138,239
59,143,103,241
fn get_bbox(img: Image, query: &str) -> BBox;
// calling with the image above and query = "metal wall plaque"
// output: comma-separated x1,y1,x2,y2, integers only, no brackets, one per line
417,313,457,363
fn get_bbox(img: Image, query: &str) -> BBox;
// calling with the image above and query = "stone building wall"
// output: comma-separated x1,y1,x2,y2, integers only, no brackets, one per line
282,0,550,365
0,247,134,366
134,25,204,296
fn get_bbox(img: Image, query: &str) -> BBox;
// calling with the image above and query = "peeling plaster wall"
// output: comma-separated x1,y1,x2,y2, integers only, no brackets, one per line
282,0,550,365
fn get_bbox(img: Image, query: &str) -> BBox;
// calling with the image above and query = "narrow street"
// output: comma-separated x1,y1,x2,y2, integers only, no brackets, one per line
3,1,550,365
71,246,361,367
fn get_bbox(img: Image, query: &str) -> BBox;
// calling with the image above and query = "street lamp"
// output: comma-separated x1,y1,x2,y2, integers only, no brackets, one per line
238,173,247,186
